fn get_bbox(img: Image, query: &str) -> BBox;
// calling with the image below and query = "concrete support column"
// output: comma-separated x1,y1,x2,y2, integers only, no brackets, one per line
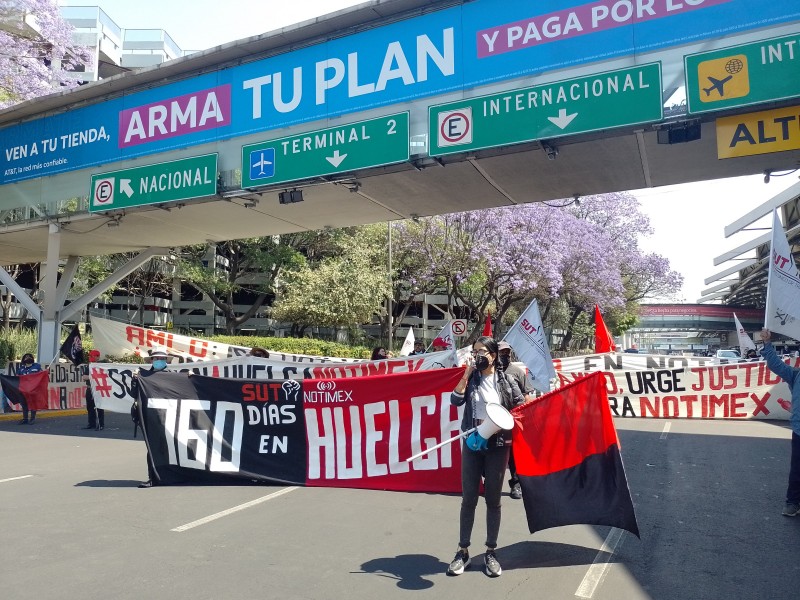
38,224,62,364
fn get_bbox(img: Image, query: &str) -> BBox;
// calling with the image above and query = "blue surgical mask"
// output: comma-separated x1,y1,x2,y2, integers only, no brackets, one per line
153,359,167,371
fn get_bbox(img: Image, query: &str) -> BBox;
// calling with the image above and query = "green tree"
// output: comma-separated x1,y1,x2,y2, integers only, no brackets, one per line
272,227,391,337
178,237,307,334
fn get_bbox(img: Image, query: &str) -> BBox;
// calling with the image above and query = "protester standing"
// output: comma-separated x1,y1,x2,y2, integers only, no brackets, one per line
497,341,535,499
17,353,42,425
83,350,103,431
371,347,388,360
447,336,524,578
133,348,170,488
409,340,426,356
759,329,800,517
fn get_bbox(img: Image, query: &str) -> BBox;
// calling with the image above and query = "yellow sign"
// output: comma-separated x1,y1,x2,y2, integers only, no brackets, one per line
697,55,750,103
717,105,800,159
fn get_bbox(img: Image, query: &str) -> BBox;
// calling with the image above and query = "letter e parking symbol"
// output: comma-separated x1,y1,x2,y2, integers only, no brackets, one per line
93,177,115,207
438,108,472,147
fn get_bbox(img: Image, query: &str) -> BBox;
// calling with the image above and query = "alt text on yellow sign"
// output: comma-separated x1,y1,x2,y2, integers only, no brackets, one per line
717,105,800,159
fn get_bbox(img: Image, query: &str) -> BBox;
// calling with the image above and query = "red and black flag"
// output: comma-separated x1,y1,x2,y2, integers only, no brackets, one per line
0,370,50,411
60,324,84,365
511,371,639,537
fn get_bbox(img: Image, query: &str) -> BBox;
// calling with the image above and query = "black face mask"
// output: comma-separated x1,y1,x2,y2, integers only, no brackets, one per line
498,354,511,370
474,355,490,371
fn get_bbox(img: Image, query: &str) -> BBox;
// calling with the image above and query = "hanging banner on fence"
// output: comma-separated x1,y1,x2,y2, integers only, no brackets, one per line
136,368,464,491
557,360,794,421
91,350,458,413
90,315,360,363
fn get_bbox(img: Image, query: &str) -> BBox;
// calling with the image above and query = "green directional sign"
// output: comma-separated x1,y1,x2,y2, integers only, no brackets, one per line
241,112,409,188
685,32,800,115
428,63,662,157
89,154,218,213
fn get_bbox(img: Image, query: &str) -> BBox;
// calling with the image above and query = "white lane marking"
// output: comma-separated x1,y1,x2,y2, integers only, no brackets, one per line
660,422,672,440
171,486,299,532
0,475,33,484
574,527,624,599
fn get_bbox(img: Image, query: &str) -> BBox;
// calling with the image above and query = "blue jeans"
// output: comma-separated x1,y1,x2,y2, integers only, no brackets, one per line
788,433,800,504
458,441,510,550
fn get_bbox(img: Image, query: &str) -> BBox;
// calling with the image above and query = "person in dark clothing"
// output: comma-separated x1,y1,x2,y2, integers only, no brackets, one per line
17,353,43,425
446,336,524,578
83,350,104,430
409,340,426,356
134,348,170,488
371,347,388,360
497,341,535,500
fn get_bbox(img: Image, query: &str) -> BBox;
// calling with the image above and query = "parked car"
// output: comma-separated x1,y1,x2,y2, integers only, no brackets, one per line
714,349,742,365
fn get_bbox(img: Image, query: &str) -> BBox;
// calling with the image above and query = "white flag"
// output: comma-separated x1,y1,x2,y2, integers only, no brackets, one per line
399,328,415,356
733,313,756,354
502,299,556,393
431,321,455,350
765,210,800,340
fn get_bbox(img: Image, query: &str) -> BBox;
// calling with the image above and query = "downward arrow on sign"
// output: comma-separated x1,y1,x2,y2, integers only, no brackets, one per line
547,109,578,129
326,150,347,168
120,179,134,198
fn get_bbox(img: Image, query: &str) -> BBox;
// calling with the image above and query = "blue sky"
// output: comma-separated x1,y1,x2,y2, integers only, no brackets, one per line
58,0,800,303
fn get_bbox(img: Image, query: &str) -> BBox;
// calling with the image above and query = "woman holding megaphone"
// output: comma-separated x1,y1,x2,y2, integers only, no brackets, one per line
446,336,524,579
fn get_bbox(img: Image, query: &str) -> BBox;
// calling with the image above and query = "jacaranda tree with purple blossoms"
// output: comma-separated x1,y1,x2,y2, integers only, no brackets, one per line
0,0,91,109
390,191,682,351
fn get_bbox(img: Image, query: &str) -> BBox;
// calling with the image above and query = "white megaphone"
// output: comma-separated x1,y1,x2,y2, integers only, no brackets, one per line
405,403,515,462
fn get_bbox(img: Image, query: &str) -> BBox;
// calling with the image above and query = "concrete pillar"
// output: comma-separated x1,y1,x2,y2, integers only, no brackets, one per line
38,224,62,363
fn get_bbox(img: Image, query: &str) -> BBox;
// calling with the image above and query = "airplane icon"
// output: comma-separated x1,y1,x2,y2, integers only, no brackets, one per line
252,153,273,175
703,75,732,98
249,148,275,180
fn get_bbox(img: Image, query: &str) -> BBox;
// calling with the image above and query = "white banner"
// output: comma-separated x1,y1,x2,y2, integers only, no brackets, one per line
91,350,458,413
554,352,720,373
766,210,800,339
503,300,556,393
557,360,791,421
90,315,360,363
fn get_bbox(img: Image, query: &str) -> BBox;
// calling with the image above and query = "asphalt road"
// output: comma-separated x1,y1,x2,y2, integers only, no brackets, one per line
1,412,798,600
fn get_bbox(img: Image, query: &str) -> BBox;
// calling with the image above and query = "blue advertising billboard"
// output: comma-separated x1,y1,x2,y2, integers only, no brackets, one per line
2,0,798,185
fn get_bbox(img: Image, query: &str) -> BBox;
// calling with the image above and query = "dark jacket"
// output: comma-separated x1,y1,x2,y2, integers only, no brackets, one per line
451,368,524,444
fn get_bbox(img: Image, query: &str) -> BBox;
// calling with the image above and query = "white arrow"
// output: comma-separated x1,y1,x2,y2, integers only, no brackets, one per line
547,108,578,130
120,179,134,198
326,150,347,168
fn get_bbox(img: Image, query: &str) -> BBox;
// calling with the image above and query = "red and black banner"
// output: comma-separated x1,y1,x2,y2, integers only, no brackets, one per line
511,372,640,537
136,368,465,492
0,370,50,411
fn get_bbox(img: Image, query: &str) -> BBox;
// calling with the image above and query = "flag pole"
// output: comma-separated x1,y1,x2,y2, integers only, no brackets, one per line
404,427,477,462
764,209,777,330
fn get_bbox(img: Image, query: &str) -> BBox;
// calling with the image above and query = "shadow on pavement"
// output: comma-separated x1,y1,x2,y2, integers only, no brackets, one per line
356,540,605,589
75,479,143,488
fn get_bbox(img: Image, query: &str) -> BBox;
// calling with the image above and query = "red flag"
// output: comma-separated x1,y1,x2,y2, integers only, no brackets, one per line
0,370,50,411
511,372,639,537
482,311,492,336
594,304,616,353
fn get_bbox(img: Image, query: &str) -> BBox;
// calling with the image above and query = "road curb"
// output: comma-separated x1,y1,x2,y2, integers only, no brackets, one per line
0,409,85,422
